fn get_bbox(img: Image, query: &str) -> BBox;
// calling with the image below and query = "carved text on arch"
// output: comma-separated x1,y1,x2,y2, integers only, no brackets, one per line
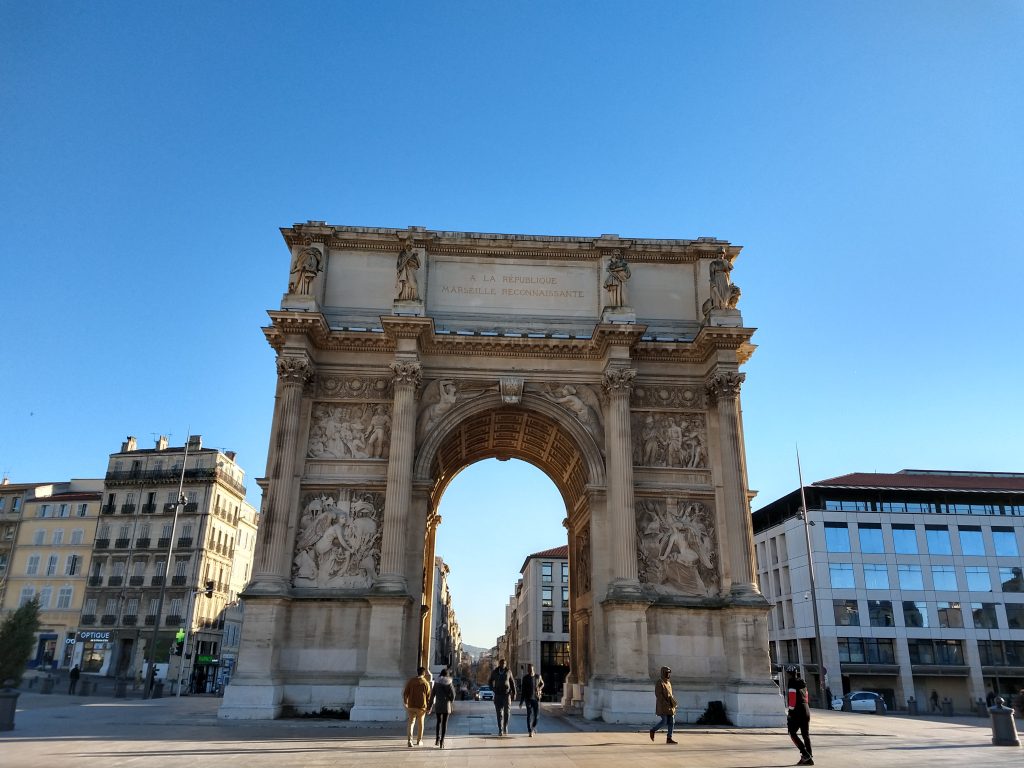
632,412,708,469
307,402,391,460
636,498,719,597
292,489,383,589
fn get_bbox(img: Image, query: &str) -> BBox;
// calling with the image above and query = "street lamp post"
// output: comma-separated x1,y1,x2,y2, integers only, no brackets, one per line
143,437,190,698
797,448,828,709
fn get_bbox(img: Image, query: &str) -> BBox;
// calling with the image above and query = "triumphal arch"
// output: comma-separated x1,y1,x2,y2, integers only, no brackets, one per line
219,223,781,725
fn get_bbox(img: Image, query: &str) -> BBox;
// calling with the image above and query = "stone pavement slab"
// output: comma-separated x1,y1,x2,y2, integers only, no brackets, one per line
2,691,1021,768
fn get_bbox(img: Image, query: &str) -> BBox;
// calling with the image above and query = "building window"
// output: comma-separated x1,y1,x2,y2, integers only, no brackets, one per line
542,611,553,632
541,562,552,583
936,601,963,628
898,565,924,591
77,503,88,517
992,528,1019,557
903,601,929,628
19,587,36,607
999,567,1023,592
46,555,58,576
891,525,918,554
32,529,45,545
561,612,570,633
38,504,51,518
27,555,40,575
838,637,895,664
71,529,84,545
38,586,52,608
52,529,64,546
825,499,869,511
57,587,73,609
966,566,992,592
861,563,888,590
908,639,964,665
541,587,553,607
858,524,883,554
58,503,69,518
1005,604,1024,629
824,523,851,553
971,602,998,629
925,526,952,555
868,600,894,627
561,586,569,606
881,501,907,513
829,563,855,588
931,565,957,591
64,555,80,576
958,527,985,556
905,502,934,513
833,599,860,626
561,561,569,582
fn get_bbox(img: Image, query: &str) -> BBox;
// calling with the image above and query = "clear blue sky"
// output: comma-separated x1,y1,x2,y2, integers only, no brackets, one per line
2,2,1022,647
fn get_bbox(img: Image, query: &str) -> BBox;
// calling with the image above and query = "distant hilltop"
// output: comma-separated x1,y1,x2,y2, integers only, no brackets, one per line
461,643,489,660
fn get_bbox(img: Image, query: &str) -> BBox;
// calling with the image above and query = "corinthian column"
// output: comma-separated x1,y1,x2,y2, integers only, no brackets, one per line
376,359,421,593
250,353,313,594
602,367,640,595
706,371,761,598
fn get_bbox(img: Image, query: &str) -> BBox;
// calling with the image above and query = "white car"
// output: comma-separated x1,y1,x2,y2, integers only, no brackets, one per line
478,685,494,701
833,691,886,712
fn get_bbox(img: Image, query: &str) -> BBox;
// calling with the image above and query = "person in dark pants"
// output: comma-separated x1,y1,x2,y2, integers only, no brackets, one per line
488,658,517,736
930,689,940,713
787,669,813,765
429,667,455,749
68,665,80,695
519,663,544,736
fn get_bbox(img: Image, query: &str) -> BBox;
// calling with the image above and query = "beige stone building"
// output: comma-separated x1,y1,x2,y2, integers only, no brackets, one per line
222,223,776,725
0,480,40,608
81,435,258,691
0,479,102,670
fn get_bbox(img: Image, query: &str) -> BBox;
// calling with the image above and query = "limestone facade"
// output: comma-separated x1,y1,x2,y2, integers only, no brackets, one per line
219,223,781,726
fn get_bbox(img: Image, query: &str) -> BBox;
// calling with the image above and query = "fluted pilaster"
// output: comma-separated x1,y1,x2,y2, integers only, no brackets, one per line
706,371,760,597
251,353,313,592
377,360,422,592
603,367,640,593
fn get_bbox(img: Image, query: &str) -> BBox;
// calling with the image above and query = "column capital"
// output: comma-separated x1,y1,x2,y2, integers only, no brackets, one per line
276,353,314,384
389,360,422,388
602,367,637,395
705,371,745,403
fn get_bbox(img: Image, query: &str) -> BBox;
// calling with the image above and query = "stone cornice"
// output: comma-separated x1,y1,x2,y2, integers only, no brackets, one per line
635,326,756,365
263,311,335,352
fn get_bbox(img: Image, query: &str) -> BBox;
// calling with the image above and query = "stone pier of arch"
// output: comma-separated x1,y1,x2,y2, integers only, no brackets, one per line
219,224,783,727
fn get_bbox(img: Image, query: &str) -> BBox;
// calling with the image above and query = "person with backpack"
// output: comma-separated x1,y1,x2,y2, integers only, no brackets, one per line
519,663,545,736
786,668,813,765
489,658,517,736
428,667,456,749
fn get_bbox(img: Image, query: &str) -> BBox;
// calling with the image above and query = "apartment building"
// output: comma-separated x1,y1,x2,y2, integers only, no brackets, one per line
80,434,258,691
0,480,40,608
429,556,464,673
753,469,1024,712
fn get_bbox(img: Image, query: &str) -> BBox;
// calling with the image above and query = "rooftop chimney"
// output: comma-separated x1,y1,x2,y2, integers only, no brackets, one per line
156,435,169,451
121,436,138,452
187,435,202,450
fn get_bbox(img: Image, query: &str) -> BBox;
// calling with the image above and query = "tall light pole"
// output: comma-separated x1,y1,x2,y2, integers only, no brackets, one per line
143,436,190,698
797,447,827,708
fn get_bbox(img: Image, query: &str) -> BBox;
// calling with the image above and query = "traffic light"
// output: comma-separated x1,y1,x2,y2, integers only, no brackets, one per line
204,580,214,598
174,628,185,655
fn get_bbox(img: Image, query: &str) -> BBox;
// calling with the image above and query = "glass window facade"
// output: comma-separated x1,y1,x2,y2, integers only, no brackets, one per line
864,564,889,589
958,527,985,556
903,601,929,627
892,525,918,554
1005,604,1024,629
825,524,851,553
937,601,964,628
833,599,860,626
925,526,952,555
1000,567,1024,592
971,602,998,629
992,528,1019,557
898,565,924,590
868,599,894,627
829,563,855,588
931,566,957,591
858,525,884,553
966,567,992,592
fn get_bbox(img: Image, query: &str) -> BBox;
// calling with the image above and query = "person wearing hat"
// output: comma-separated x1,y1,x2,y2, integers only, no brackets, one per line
648,666,678,744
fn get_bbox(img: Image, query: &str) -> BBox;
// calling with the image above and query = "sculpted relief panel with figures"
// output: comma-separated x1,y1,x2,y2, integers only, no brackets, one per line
307,402,392,460
292,489,384,589
631,411,708,468
636,498,719,597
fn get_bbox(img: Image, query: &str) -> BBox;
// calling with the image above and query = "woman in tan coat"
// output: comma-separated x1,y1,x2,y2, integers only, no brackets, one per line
648,666,678,744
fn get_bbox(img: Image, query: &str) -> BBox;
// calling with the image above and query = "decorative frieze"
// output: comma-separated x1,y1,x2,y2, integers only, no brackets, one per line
631,412,708,468
636,498,719,597
292,489,384,589
316,375,392,400
631,383,705,410
308,403,392,460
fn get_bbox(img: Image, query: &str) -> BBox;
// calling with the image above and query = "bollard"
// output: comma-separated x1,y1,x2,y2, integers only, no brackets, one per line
153,681,164,699
942,698,954,716
875,697,886,715
907,697,918,715
989,697,1021,746
114,679,127,699
40,677,54,695
78,680,90,697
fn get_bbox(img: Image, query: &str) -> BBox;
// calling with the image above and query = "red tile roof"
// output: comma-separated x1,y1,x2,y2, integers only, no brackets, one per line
527,545,569,559
815,470,1024,493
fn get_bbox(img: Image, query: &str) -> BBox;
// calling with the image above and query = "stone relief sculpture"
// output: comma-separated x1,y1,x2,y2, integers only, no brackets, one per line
292,489,383,589
395,242,420,301
317,375,391,400
538,383,604,444
631,413,707,468
631,384,704,410
706,247,741,311
307,403,391,460
289,245,323,296
636,499,719,596
416,379,498,441
603,249,631,307
574,528,591,596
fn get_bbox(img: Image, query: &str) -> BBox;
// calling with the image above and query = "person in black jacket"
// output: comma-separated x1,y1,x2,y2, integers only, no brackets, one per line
786,669,813,765
488,658,517,736
428,668,456,749
519,663,544,736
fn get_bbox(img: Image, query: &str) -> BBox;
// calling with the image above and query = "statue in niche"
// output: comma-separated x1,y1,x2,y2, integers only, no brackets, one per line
540,383,604,444
631,413,707,468
603,249,631,307
575,528,591,595
289,246,323,296
636,500,718,596
307,403,390,460
293,490,383,588
395,242,421,301
708,247,741,310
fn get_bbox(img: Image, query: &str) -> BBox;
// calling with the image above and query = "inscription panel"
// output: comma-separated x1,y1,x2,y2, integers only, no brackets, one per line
427,257,598,317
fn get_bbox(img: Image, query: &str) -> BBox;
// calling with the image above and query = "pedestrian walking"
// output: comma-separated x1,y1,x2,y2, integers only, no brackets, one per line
519,663,544,736
429,667,456,749
786,668,813,765
402,666,431,747
488,658,517,736
930,689,940,713
68,665,80,695
648,666,678,745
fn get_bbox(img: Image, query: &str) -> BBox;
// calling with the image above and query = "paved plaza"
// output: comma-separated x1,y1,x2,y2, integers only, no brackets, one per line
2,689,1022,768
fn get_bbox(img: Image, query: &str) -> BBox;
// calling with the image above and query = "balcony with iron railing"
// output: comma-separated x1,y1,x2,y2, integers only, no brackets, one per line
120,504,136,515
171,575,187,586
108,576,123,587
81,614,96,625
150,576,164,586
141,503,156,514
115,538,130,548
95,539,109,549
165,614,183,625
157,537,171,548
123,614,137,626
101,614,117,625
88,576,103,586
101,504,115,515
135,538,150,549
177,537,193,548
129,576,144,586
144,614,157,625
